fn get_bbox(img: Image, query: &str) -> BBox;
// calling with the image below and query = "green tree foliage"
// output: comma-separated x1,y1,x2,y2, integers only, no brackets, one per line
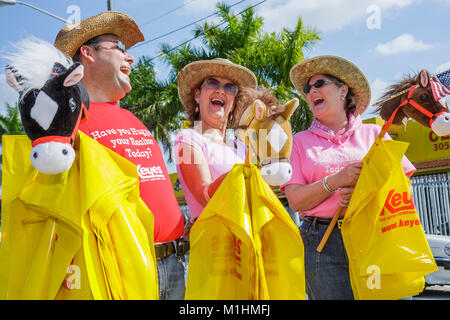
122,1,321,160
0,103,24,136
0,102,24,185
163,2,320,132
121,57,183,162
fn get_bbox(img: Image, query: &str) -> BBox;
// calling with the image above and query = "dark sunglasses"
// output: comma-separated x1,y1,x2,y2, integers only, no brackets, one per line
201,78,238,96
89,39,127,54
303,79,337,94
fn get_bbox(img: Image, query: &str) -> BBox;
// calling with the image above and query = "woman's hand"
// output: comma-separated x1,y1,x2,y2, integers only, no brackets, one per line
285,161,363,212
327,161,363,208
206,172,228,199
338,187,354,207
328,161,363,190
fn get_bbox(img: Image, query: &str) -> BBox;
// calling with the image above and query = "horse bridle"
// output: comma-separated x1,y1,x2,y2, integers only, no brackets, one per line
382,85,446,133
31,102,88,148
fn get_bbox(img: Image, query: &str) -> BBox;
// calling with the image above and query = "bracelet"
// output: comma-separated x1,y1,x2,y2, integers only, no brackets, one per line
322,176,335,193
203,184,211,202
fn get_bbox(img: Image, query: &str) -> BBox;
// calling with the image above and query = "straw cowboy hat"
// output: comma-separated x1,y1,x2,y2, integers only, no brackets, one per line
290,55,371,115
54,11,144,57
177,58,257,113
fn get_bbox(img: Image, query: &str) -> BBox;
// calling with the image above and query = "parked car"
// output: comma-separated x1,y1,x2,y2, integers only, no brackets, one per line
425,234,450,286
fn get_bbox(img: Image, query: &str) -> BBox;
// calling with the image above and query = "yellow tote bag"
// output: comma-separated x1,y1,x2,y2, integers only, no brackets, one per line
341,137,438,300
0,132,158,300
185,164,305,300
0,135,83,299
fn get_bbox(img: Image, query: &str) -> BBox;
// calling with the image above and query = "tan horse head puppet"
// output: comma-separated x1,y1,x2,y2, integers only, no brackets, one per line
233,87,298,186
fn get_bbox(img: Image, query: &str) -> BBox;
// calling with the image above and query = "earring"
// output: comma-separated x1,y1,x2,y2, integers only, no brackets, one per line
195,106,199,113
341,94,345,100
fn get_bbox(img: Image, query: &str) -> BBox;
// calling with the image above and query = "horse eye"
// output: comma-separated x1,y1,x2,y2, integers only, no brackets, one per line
69,98,77,112
420,93,428,101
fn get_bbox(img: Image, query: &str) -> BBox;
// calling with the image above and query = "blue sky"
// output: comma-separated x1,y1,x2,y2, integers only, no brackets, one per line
0,0,449,174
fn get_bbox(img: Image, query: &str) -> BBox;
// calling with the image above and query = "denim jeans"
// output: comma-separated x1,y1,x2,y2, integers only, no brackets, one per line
299,218,354,300
157,253,186,300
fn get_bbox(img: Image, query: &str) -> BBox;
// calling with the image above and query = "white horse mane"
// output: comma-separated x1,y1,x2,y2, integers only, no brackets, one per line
3,36,73,99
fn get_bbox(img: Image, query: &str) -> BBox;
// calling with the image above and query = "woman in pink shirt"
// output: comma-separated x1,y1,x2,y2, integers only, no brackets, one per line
282,55,415,300
175,59,257,223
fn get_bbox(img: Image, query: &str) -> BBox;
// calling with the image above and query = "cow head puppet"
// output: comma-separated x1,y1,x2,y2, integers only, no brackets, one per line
5,37,89,174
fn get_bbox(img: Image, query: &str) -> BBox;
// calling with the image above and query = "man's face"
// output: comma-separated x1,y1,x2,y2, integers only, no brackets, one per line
87,34,135,100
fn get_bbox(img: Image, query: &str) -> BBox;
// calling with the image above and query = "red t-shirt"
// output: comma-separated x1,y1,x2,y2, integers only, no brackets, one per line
79,101,184,242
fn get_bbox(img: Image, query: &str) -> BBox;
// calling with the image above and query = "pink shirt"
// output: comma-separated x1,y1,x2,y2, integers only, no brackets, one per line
281,114,416,218
174,128,247,219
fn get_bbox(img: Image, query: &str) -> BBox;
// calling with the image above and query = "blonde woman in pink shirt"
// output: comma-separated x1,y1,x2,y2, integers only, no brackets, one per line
174,58,257,224
282,56,415,300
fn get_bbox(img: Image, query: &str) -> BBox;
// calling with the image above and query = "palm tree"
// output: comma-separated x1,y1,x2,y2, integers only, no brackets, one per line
0,103,24,136
161,2,320,132
0,102,24,186
121,57,183,162
123,1,321,160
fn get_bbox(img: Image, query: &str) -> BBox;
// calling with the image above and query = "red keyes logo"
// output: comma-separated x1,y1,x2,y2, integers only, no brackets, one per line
380,188,416,216
137,165,165,180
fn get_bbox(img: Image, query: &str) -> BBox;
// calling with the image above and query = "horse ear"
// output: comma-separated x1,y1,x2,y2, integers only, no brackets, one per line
5,67,23,92
62,63,84,87
252,99,267,121
418,69,430,88
282,98,299,120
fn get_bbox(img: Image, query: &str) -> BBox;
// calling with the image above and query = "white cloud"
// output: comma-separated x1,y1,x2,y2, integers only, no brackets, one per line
375,33,434,55
255,0,419,33
371,77,390,104
0,73,20,115
362,77,391,119
435,61,450,73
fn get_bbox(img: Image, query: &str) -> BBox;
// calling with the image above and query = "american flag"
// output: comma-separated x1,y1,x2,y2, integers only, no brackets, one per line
431,69,450,101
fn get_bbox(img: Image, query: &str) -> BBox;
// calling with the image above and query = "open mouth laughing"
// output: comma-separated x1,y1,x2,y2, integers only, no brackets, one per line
210,96,226,107
120,66,131,76
313,97,324,106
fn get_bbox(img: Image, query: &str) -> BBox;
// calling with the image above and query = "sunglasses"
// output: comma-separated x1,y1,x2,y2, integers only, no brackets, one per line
90,39,127,54
303,79,337,94
201,78,238,96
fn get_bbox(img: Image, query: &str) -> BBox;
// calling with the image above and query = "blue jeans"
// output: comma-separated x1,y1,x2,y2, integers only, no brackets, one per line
157,253,186,300
299,218,354,300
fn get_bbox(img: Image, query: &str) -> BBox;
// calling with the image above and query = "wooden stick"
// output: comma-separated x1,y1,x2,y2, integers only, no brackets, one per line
372,87,410,106
316,206,343,253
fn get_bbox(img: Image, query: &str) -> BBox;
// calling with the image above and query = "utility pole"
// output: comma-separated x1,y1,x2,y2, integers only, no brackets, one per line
107,0,112,11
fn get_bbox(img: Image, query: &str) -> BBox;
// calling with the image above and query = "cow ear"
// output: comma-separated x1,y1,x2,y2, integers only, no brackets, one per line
63,64,84,87
418,69,429,88
252,99,267,121
282,98,299,120
5,67,23,92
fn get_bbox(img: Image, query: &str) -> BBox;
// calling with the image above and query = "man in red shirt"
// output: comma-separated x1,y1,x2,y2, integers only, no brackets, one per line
54,11,186,299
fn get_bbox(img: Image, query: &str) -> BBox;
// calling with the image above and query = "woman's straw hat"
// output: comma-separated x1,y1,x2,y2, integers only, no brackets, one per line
290,55,371,115
177,58,257,113
54,11,144,57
